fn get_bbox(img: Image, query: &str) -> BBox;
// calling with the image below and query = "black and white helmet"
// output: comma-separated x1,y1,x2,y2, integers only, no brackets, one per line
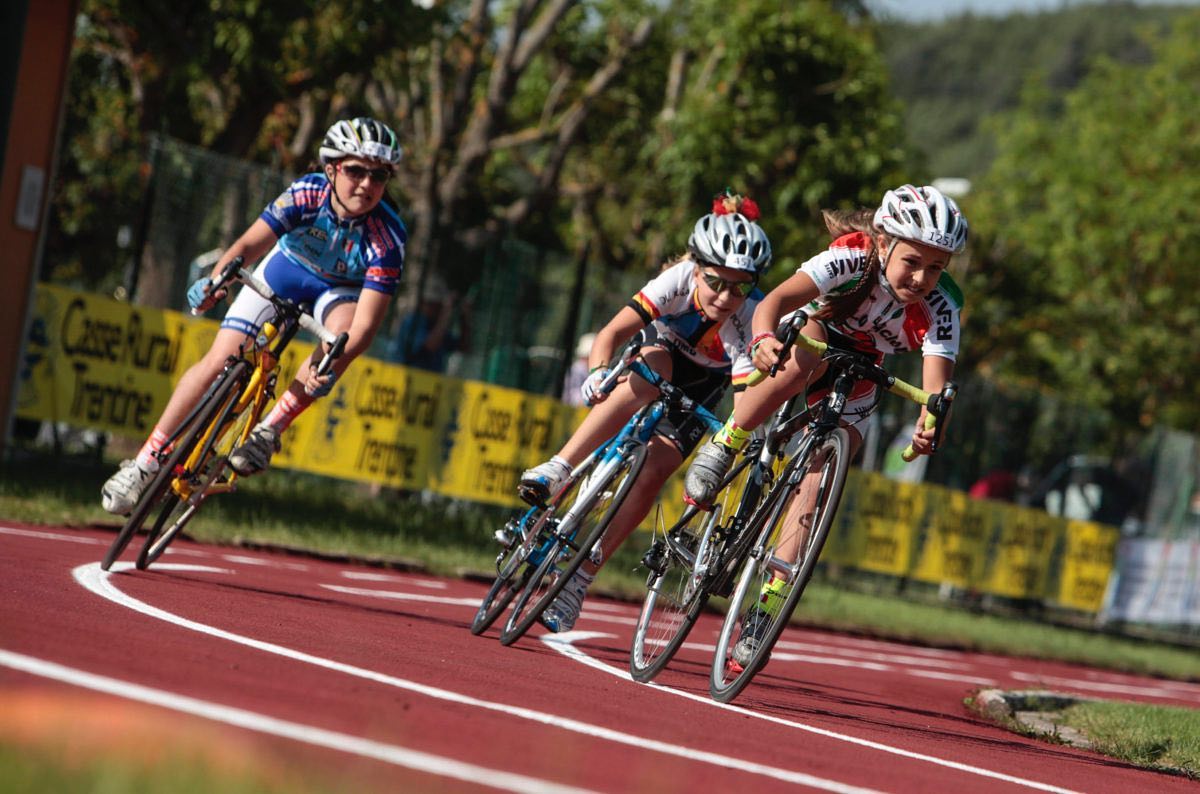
688,212,772,274
319,117,403,166
874,184,968,253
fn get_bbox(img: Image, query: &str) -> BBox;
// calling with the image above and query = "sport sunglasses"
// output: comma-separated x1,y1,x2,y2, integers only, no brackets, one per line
338,163,393,183
700,269,757,297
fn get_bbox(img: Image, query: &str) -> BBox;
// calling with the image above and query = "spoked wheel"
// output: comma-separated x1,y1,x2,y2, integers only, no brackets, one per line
470,512,544,635
498,445,646,646
630,455,766,682
629,504,722,683
101,361,251,572
710,427,850,703
135,366,254,571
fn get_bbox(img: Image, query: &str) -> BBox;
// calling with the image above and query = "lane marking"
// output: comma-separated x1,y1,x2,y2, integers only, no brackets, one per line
73,563,881,792
545,632,1083,794
221,554,310,571
907,670,998,686
0,649,591,794
1010,671,1200,703
321,585,638,626
772,640,970,670
339,571,447,589
320,584,480,607
0,525,104,545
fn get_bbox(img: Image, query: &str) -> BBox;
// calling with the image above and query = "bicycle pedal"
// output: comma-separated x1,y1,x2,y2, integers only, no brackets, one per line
516,483,548,507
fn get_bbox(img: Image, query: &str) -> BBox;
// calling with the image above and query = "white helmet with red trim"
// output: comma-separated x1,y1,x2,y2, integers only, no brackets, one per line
874,184,968,253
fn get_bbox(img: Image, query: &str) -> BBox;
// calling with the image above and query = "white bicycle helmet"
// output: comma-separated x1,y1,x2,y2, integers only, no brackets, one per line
874,184,968,253
688,212,772,274
319,117,403,166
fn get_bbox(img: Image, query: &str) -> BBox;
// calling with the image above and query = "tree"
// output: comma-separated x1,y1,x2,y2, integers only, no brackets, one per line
964,12,1200,432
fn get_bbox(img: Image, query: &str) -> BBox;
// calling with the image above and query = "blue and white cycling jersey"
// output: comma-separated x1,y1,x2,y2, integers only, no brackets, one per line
261,173,408,296
628,259,760,388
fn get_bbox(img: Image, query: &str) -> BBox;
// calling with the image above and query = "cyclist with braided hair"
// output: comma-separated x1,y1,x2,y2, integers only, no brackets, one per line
684,184,969,666
101,117,408,514
518,191,773,632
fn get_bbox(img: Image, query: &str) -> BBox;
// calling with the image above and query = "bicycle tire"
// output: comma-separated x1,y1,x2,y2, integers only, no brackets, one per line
710,427,850,703
629,504,721,682
499,444,646,646
135,363,254,570
470,513,545,635
100,360,251,572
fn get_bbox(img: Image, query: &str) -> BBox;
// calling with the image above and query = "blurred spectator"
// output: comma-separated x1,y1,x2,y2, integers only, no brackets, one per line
561,332,597,406
388,275,471,373
969,468,1017,502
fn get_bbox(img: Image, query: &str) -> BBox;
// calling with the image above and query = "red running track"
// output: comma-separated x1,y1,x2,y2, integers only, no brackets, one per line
2,521,1197,793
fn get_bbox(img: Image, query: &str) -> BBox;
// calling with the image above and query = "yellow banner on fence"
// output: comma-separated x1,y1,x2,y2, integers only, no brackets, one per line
825,470,926,576
911,487,992,588
1056,519,1120,612
983,504,1063,600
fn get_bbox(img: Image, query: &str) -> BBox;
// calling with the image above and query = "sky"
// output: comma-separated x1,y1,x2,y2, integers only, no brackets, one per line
868,0,1199,21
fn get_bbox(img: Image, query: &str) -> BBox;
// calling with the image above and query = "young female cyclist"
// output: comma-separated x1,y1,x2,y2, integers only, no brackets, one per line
101,117,408,514
519,193,772,632
683,184,969,665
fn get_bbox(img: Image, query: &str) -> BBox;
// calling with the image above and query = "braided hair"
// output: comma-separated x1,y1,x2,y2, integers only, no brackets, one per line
812,208,885,324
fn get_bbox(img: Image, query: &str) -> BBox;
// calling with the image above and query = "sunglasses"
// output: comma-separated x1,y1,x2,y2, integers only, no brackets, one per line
338,163,392,184
700,270,757,297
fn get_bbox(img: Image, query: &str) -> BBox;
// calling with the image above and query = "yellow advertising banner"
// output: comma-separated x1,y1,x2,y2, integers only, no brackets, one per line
825,470,926,576
16,285,214,435
911,486,991,587
982,503,1063,599
1055,519,1120,612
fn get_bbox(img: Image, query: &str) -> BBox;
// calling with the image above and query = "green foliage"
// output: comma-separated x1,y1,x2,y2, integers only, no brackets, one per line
881,2,1182,180
569,0,907,282
966,11,1200,431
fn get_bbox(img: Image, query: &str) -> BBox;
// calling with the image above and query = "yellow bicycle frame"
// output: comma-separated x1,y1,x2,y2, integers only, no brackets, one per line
170,321,283,503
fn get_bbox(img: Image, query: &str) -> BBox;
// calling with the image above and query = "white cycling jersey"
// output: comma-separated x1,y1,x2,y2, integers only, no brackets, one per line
628,259,760,387
798,232,963,360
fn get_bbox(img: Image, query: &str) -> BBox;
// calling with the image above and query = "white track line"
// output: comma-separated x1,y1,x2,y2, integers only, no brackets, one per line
72,563,880,793
0,649,591,794
544,632,1082,794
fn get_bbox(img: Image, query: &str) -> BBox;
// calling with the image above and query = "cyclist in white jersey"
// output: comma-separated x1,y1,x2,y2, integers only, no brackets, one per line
683,184,969,665
520,192,772,632
101,117,408,514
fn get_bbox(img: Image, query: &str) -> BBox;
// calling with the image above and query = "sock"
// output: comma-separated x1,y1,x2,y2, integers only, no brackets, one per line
713,416,752,451
758,576,788,617
262,391,306,433
550,455,572,473
135,427,169,471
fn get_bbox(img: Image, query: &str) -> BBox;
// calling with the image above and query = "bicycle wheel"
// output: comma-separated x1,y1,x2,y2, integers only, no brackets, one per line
709,427,850,703
101,360,251,572
136,363,255,570
470,512,544,635
498,444,646,646
629,504,721,682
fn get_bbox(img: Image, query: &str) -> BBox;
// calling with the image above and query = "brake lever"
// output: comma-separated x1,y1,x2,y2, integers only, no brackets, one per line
316,332,350,377
927,381,957,453
769,311,806,377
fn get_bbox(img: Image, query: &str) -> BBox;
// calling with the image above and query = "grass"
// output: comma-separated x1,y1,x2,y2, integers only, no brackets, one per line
1059,701,1200,779
0,739,344,794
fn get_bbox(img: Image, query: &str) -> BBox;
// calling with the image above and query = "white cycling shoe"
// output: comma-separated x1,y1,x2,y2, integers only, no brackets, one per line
518,457,571,505
100,460,158,515
540,568,594,633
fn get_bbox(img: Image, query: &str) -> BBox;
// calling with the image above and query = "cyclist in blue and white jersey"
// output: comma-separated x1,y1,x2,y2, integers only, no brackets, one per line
102,117,407,514
518,192,773,632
